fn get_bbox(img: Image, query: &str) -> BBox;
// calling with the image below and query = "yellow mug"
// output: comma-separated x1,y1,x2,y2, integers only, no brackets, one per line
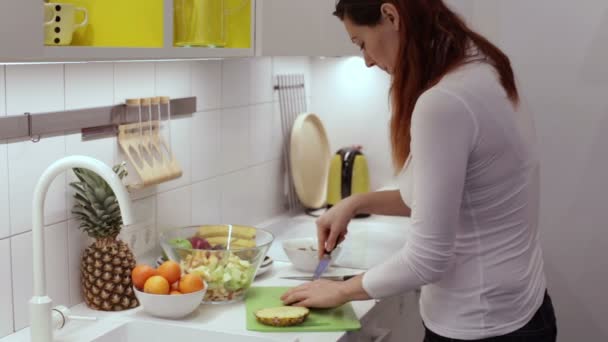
44,3,88,46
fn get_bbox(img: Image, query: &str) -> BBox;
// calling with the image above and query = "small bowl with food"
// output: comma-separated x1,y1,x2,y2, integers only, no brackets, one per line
281,237,342,272
160,225,274,304
131,261,207,319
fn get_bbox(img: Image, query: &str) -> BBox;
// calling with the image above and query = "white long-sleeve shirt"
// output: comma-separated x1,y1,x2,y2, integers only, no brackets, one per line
362,61,547,340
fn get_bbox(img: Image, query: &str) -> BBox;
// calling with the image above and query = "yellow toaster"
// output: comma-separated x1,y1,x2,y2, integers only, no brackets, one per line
326,147,370,217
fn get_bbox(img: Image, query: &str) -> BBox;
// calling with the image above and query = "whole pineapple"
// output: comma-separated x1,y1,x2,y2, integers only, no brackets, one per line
70,162,139,311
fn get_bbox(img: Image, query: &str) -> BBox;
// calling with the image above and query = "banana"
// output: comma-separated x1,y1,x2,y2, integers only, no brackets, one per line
206,236,256,249
197,225,256,240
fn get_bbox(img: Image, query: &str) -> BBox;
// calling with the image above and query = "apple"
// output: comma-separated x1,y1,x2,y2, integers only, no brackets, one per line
189,236,212,250
162,238,193,260
169,238,193,250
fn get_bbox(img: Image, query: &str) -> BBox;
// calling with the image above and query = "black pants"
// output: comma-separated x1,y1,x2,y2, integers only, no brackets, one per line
424,291,557,342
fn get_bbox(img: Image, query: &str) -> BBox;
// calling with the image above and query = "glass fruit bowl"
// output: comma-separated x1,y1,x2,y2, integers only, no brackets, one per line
159,225,274,304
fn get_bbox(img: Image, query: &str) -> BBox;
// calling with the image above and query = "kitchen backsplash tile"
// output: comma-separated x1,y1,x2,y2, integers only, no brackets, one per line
191,110,221,182
0,143,9,239
155,61,191,99
1,57,310,335
156,185,192,234
8,136,66,235
11,221,70,331
114,62,155,104
191,60,222,112
0,238,14,338
221,59,251,108
252,159,285,220
65,63,114,110
191,177,222,225
249,103,276,165
250,57,274,104
220,106,250,173
5,64,65,115
220,167,257,225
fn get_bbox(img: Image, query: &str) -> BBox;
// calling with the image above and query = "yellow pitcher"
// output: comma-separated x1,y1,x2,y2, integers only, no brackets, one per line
174,0,251,48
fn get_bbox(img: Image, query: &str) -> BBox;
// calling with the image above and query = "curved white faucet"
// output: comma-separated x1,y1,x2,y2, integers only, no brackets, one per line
30,156,135,342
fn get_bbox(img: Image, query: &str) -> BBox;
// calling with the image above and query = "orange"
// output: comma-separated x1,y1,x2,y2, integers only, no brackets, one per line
169,290,182,295
179,274,205,294
131,264,158,290
157,261,182,284
171,281,180,291
144,275,170,295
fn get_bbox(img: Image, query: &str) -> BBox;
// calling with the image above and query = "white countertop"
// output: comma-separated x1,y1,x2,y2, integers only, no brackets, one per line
1,213,411,342
1,261,375,342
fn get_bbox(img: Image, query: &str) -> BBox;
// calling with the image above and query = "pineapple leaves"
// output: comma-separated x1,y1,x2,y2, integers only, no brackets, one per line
70,163,129,237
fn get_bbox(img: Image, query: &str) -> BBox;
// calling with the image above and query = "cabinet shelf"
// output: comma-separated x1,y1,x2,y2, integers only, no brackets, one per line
0,1,254,63
41,46,253,62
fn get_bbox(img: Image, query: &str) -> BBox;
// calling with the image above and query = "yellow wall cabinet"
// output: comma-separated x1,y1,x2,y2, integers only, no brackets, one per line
0,0,254,62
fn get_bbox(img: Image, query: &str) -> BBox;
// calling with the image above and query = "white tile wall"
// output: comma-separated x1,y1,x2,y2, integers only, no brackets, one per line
250,103,278,165
5,64,64,115
0,143,9,239
0,56,308,336
191,178,222,224
250,57,274,104
221,59,251,108
65,63,114,109
8,136,66,235
156,186,192,234
114,62,155,104
155,61,191,99
191,110,221,182
220,106,250,173
0,238,14,338
11,221,69,331
220,168,256,225
191,60,222,112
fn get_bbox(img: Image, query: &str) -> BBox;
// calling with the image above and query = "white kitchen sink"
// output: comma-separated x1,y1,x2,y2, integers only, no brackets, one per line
90,321,280,342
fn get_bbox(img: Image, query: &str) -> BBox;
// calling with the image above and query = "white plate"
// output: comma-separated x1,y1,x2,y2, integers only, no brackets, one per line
290,113,332,209
255,256,273,277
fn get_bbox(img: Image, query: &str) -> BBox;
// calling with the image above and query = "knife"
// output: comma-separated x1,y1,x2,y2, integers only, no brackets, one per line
312,250,332,280
281,275,358,281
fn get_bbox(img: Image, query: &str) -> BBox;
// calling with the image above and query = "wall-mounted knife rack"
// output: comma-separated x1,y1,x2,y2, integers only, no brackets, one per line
0,97,196,142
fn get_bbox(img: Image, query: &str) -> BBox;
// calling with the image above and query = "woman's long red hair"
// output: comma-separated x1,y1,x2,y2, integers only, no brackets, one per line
335,0,519,169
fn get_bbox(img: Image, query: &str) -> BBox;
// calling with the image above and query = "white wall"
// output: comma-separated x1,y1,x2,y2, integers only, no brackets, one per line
467,1,608,340
311,56,394,191
0,57,311,337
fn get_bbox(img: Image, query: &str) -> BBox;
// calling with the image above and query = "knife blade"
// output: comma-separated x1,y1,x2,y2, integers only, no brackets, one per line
312,250,332,280
281,275,358,281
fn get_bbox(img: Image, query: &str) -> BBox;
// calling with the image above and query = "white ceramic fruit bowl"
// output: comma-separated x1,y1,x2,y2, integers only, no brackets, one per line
134,285,206,319
282,237,342,272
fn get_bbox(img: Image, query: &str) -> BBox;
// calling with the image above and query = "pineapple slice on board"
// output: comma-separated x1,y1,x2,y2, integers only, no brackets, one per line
255,306,310,327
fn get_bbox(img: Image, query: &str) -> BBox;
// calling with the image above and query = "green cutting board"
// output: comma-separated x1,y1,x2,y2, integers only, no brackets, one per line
245,287,361,332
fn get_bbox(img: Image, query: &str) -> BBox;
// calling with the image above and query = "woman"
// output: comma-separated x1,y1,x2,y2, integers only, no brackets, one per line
281,1,557,341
